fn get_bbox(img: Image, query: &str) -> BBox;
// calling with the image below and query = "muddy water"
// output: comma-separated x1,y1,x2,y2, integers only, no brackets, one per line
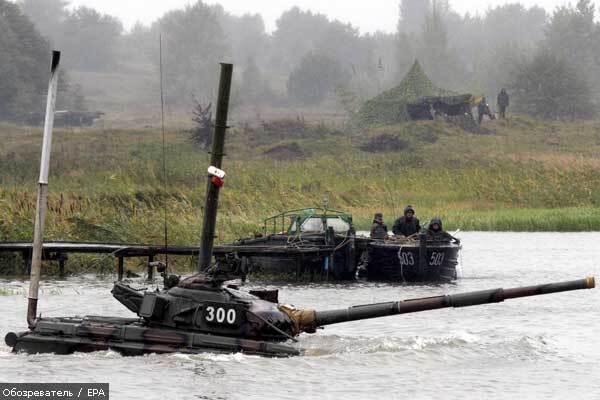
1,232,599,400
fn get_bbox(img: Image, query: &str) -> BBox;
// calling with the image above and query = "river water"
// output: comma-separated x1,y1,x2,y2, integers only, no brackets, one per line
1,232,599,400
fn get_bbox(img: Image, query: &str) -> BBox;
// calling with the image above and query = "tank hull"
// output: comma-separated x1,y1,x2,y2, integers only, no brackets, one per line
363,242,460,282
7,317,300,357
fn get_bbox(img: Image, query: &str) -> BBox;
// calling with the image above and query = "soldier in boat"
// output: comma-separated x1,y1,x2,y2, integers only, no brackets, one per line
392,205,421,238
425,217,460,243
370,212,388,240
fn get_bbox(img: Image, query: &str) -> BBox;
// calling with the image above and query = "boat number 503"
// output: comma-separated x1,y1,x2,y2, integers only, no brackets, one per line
398,251,415,266
204,306,237,325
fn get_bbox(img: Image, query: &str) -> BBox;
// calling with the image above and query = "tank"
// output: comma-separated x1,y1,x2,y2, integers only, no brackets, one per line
5,276,596,357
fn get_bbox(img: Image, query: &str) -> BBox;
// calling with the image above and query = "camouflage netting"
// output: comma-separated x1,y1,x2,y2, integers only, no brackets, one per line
356,60,453,126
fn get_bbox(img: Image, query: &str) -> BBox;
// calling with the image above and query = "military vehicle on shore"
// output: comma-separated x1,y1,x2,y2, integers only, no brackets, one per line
26,110,104,127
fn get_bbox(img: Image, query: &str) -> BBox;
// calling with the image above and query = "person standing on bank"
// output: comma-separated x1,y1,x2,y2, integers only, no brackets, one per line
497,89,509,119
477,96,494,124
370,213,388,240
392,205,421,237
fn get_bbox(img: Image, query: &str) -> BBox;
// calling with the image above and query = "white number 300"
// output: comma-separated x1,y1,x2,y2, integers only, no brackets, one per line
205,306,237,324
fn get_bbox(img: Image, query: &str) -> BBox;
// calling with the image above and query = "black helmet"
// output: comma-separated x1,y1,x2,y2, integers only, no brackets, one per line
404,205,415,216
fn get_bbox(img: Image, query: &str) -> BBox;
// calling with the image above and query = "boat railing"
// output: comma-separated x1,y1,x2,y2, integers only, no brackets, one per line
262,208,352,235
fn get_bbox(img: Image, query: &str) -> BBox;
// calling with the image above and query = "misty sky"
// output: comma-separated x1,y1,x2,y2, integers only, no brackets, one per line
68,0,579,33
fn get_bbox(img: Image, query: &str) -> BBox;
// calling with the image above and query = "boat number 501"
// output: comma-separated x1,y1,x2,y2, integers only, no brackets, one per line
205,306,237,325
430,252,445,266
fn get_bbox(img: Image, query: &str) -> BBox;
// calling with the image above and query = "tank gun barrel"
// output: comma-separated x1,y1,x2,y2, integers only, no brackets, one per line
305,277,594,329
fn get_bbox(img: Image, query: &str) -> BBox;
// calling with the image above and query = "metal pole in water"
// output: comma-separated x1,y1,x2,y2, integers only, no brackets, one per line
418,233,427,280
27,50,61,328
198,63,233,272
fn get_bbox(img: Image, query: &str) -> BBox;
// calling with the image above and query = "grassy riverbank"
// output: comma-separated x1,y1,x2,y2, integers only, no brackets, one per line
1,116,599,253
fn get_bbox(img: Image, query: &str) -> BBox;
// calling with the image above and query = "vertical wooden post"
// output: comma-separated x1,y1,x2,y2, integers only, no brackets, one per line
117,256,124,281
147,255,155,280
345,229,356,278
418,233,427,281
22,251,32,275
58,253,67,278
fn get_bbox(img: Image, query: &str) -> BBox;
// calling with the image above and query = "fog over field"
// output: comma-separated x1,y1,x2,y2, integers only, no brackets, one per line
66,0,577,33
1,0,599,124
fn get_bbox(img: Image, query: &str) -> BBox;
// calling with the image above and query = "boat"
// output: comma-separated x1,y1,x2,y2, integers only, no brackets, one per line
358,234,461,282
215,208,359,280
217,209,461,282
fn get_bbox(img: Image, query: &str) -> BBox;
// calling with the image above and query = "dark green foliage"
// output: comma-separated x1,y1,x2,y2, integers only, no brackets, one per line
544,0,599,66
240,57,271,103
335,85,360,117
360,134,411,153
154,2,228,104
263,142,307,160
272,7,345,72
356,60,451,126
245,117,344,146
68,216,123,242
272,7,377,100
398,0,429,34
216,10,268,66
61,7,123,71
419,0,454,81
189,100,212,148
19,0,69,44
542,0,600,100
511,50,595,120
21,1,122,72
0,0,50,119
287,52,350,104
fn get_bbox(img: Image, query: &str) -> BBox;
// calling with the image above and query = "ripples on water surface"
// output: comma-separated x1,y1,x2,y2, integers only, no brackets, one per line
1,233,599,399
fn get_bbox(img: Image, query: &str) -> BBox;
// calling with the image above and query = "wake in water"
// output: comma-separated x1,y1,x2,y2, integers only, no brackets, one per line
299,331,557,361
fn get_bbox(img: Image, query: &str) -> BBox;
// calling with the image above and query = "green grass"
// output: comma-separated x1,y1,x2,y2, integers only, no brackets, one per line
0,115,599,264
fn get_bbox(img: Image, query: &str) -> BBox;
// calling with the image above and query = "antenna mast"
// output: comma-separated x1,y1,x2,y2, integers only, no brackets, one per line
159,35,169,270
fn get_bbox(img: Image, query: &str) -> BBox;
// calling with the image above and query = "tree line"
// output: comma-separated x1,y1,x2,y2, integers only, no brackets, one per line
1,0,599,121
